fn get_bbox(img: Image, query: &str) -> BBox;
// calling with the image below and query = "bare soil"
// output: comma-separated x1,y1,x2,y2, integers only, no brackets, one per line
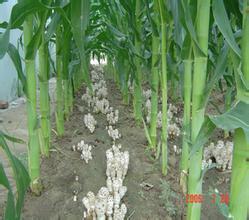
8,71,230,220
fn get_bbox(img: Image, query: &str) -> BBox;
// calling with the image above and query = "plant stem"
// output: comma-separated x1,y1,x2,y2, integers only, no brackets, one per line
37,0,53,157
229,128,249,219
55,26,64,136
187,57,207,220
63,79,69,119
62,41,70,120
62,29,71,120
229,2,249,218
150,0,160,149
68,79,74,112
133,0,143,124
158,0,168,175
39,29,51,157
180,59,192,192
187,1,210,218
23,15,41,194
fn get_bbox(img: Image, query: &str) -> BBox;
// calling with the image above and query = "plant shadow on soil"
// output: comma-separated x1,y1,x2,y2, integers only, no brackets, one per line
21,71,230,220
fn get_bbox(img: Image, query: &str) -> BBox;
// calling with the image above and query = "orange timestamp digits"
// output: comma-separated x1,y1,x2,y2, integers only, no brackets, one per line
186,193,229,205
211,192,229,205
186,194,204,203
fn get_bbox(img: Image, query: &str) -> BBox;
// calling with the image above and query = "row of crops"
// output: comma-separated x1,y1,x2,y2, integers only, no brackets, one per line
0,0,249,219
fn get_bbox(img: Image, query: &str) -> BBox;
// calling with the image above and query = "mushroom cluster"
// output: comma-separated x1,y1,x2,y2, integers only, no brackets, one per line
168,123,181,138
93,98,110,114
107,108,119,125
201,158,213,170
143,89,181,139
83,144,129,220
203,140,233,171
72,140,93,163
84,113,97,133
81,70,109,112
82,89,94,108
81,69,119,118
106,126,121,142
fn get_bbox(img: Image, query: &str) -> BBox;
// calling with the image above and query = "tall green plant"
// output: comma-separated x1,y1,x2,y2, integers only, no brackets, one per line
180,59,192,192
212,0,249,218
133,0,143,124
0,131,30,220
187,0,211,219
23,14,42,195
71,0,91,88
158,0,168,175
149,0,160,149
62,20,72,120
55,25,65,136
38,2,52,156
229,1,249,218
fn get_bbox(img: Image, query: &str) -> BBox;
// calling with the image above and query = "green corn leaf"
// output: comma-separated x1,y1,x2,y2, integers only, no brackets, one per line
0,130,25,144
106,23,127,39
0,0,45,58
169,0,184,47
0,132,30,220
181,34,192,60
0,21,8,29
71,0,90,44
144,0,159,36
189,117,216,158
45,13,61,43
224,0,242,25
10,0,44,29
229,49,249,103
7,43,27,95
0,163,11,189
180,0,205,56
25,0,53,60
212,0,241,57
209,101,249,142
25,22,43,60
234,64,249,103
0,162,16,220
71,0,91,88
57,0,70,8
0,0,8,4
0,28,10,59
201,44,229,108
39,0,71,26
54,7,71,26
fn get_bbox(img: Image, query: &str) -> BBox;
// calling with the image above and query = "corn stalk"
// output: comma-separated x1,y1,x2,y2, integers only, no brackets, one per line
38,2,52,156
149,0,160,149
62,24,72,120
55,25,64,136
158,0,168,175
23,15,42,195
133,0,143,124
180,59,192,192
229,1,249,218
187,0,211,219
